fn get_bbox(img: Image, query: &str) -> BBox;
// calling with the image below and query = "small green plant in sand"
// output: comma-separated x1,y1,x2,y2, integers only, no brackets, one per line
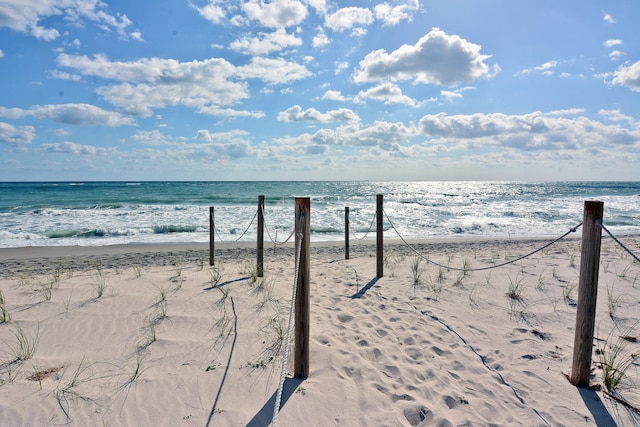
506,273,526,301
153,286,169,318
91,266,107,298
239,261,259,284
8,325,39,362
170,265,184,290
598,325,640,392
563,281,577,306
209,266,222,288
0,287,10,323
606,284,624,319
410,256,423,286
132,265,143,278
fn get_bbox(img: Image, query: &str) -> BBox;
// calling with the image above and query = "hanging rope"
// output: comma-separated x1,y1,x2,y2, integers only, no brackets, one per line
271,218,305,427
264,221,296,245
597,220,640,264
383,208,582,272
214,209,259,243
350,211,377,240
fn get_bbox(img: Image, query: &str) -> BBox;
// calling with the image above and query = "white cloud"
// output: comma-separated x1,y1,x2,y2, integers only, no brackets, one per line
229,28,302,55
374,0,420,26
335,61,349,74
49,70,82,81
0,121,36,146
325,7,374,32
439,86,474,102
242,0,308,28
0,49,4,58
603,11,616,24
599,109,636,125
192,1,227,24
40,141,114,155
515,60,558,77
611,60,640,92
357,83,419,106
418,111,639,151
0,104,135,126
321,90,348,102
312,26,330,48
609,50,625,61
603,39,622,48
236,57,312,84
278,105,359,123
0,0,135,40
354,28,498,86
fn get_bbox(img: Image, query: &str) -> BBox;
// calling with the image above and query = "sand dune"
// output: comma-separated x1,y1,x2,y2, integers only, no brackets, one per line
1,237,640,426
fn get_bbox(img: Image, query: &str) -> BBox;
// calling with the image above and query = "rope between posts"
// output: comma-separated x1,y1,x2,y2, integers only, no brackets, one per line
383,209,582,272
271,222,304,427
265,221,296,245
597,220,640,264
214,209,259,243
350,212,377,240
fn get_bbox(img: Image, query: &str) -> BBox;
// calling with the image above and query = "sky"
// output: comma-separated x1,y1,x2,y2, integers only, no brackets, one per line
0,0,639,182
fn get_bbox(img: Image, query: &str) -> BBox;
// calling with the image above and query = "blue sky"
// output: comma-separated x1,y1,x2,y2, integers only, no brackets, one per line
0,0,639,181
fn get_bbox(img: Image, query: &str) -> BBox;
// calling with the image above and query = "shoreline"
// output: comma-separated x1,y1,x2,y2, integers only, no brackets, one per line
0,234,588,278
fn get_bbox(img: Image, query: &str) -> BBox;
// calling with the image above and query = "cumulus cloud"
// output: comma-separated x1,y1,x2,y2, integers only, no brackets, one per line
325,7,374,32
40,141,114,155
356,83,419,106
0,0,136,40
242,0,308,28
192,0,227,24
312,26,330,48
354,28,498,86
229,28,302,55
235,57,312,84
374,0,420,26
278,105,359,123
418,111,639,151
0,121,36,146
603,39,623,48
611,60,640,92
321,90,348,101
0,104,135,126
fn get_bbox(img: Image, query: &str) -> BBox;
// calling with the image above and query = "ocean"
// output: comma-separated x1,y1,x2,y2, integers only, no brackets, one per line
0,181,638,248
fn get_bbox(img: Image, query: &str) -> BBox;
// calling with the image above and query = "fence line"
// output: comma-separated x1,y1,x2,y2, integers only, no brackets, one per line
349,211,377,241
383,208,582,272
598,219,640,264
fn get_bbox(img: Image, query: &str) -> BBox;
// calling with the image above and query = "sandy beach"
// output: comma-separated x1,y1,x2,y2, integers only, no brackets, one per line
1,236,640,426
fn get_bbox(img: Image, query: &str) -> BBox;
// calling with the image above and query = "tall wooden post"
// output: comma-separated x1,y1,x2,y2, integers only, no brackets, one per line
376,194,383,278
209,206,214,266
345,206,350,260
257,195,264,278
570,201,604,387
294,197,310,378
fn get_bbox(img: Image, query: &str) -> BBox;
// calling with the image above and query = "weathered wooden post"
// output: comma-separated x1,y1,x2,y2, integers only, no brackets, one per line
294,197,310,378
209,206,214,266
345,206,350,260
570,200,604,387
376,194,383,278
258,195,264,278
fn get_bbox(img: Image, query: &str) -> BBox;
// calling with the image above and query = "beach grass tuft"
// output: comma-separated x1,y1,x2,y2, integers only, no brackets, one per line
8,325,39,362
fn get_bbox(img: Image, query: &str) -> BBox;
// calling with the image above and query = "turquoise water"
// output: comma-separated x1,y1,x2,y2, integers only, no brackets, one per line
0,181,638,247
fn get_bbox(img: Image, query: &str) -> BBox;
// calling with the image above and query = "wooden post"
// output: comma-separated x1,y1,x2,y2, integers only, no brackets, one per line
376,194,383,278
570,200,604,387
209,206,214,266
345,206,350,260
257,195,264,278
294,197,310,378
